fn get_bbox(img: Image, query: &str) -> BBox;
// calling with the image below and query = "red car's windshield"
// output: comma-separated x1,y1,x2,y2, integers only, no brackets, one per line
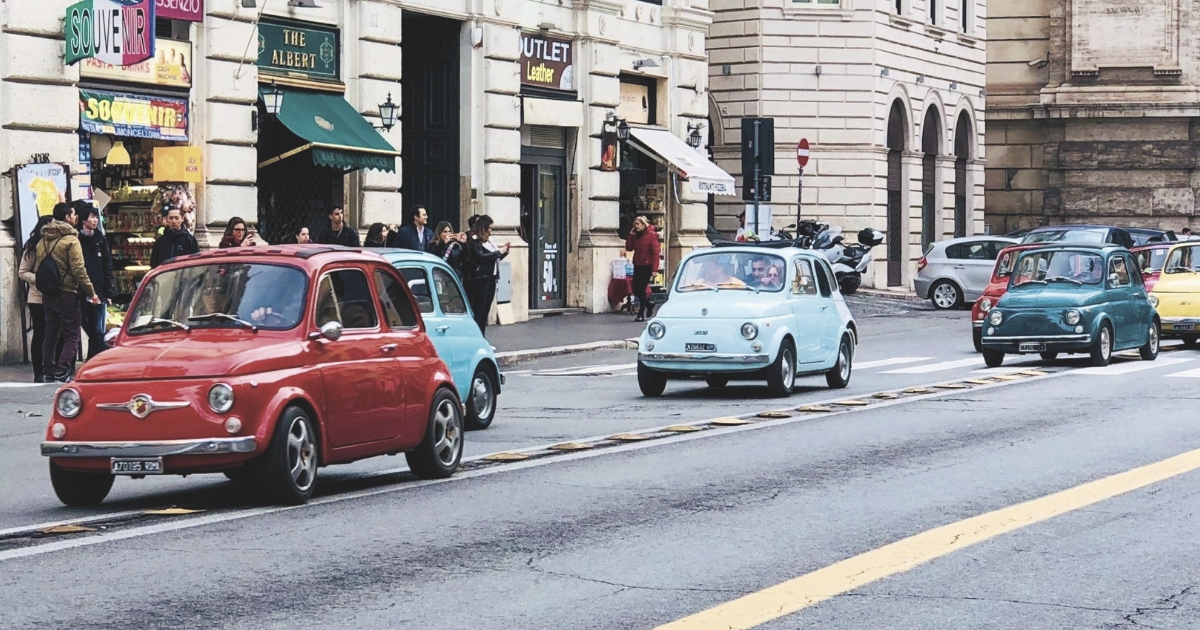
128,263,309,333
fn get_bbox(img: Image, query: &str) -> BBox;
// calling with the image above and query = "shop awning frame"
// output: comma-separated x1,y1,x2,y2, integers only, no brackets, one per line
258,87,400,173
627,126,737,197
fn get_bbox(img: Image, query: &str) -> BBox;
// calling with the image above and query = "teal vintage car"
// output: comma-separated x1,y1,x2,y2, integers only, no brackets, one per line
979,243,1159,367
637,245,858,397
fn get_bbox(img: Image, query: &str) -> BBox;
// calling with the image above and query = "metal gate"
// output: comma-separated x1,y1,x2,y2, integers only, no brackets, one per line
257,158,344,245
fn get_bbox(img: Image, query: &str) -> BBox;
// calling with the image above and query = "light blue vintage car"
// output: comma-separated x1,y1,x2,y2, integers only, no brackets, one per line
638,245,858,397
381,250,503,430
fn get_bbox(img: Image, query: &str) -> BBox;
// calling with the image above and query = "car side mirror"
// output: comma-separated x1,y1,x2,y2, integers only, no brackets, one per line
309,321,343,341
1108,273,1120,286
104,328,120,346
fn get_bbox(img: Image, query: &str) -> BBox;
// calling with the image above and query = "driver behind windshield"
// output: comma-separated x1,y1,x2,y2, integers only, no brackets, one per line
747,257,770,285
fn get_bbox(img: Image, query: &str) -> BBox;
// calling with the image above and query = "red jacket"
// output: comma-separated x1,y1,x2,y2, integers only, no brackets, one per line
625,225,660,272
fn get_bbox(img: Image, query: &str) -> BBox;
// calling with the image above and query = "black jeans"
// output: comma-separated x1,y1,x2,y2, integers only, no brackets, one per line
466,279,497,336
632,265,653,317
28,302,46,378
43,292,81,379
80,298,107,359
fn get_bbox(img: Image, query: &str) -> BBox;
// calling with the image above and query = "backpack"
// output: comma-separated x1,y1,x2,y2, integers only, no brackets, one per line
35,238,65,297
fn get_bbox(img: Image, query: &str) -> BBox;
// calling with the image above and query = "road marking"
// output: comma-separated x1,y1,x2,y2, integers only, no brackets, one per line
1073,357,1193,376
0,369,1074,562
1165,366,1200,378
0,383,53,388
880,358,982,374
532,363,637,376
853,357,931,370
655,445,1200,630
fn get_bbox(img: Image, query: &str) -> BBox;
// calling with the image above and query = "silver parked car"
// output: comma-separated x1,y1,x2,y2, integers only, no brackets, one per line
915,236,1019,309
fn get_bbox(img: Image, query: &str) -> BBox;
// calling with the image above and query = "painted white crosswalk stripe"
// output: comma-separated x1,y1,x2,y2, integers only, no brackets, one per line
855,357,933,370
533,363,638,376
1073,357,1193,376
1165,366,1200,378
881,358,983,374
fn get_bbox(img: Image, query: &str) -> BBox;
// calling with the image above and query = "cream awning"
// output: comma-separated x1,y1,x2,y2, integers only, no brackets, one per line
628,126,737,196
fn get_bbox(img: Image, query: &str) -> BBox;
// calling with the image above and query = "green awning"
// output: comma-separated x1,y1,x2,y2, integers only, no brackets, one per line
259,87,399,172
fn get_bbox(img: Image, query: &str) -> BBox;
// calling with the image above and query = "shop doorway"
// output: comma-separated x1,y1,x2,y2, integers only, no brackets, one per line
521,153,567,310
885,100,907,287
256,114,344,245
402,13,462,230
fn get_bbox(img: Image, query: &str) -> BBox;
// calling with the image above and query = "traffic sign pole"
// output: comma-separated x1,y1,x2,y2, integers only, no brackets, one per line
753,120,762,237
796,138,811,231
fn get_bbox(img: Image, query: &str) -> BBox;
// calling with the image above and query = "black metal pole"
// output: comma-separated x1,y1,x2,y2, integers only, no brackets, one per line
753,120,761,237
796,166,804,229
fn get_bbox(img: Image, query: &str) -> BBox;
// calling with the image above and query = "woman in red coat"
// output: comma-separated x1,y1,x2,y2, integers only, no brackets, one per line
624,216,661,322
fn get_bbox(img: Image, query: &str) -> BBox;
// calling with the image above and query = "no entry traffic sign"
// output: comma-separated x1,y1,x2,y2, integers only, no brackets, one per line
796,138,810,169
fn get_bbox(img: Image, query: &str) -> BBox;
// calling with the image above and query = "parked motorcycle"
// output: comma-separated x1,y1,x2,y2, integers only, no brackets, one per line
807,225,884,295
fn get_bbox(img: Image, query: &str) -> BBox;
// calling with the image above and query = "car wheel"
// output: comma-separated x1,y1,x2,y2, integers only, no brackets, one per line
825,335,853,389
972,327,983,353
1182,334,1198,348
766,339,796,398
1089,322,1114,367
49,460,114,507
638,361,667,397
1139,321,1160,361
705,376,728,388
465,367,497,431
254,405,318,505
982,348,1005,368
930,281,962,310
1039,351,1058,361
839,275,860,295
406,389,464,479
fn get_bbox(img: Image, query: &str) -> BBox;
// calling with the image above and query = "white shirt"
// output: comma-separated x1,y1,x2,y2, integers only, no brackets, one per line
483,239,500,276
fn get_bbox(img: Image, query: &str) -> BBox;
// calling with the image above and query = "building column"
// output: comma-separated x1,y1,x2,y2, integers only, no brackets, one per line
576,33,623,315
902,150,924,289
356,2,403,228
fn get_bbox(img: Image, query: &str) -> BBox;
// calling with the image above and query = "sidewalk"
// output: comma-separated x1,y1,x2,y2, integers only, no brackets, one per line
489,313,645,366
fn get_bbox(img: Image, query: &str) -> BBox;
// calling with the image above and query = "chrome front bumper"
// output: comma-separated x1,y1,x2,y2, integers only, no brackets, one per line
983,334,1091,342
640,352,770,364
42,437,259,458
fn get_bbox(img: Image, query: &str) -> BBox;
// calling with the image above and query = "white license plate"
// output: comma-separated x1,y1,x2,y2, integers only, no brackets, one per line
686,343,716,352
1173,324,1195,331
1019,342,1046,353
110,457,163,475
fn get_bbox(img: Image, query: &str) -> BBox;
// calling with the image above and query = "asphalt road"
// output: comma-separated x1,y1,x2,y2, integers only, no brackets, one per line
3,299,1199,628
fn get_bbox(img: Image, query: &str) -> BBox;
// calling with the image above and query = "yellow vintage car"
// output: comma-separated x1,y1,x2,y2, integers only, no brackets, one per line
1149,242,1200,347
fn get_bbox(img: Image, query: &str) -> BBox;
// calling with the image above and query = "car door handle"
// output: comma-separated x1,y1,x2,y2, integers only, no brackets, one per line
952,265,967,269
436,326,449,335
380,344,398,353
820,305,828,310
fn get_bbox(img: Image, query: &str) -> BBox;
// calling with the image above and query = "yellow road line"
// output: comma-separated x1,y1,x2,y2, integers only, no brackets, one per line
656,446,1200,630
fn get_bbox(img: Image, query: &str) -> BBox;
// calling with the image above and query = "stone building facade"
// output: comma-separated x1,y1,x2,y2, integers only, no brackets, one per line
708,0,986,290
0,0,717,364
986,0,1200,235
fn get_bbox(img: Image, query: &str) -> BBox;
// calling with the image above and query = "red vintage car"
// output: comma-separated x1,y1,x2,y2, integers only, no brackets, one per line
970,243,1047,352
41,246,464,506
1132,242,1173,292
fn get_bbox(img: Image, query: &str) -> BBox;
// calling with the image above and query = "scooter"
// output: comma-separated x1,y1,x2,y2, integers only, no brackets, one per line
828,228,885,295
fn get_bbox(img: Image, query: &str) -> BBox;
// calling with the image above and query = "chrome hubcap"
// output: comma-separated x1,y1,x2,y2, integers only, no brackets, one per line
470,374,494,419
839,345,851,380
782,349,794,388
432,399,462,467
933,284,957,308
1101,328,1111,360
1150,325,1159,352
287,416,316,492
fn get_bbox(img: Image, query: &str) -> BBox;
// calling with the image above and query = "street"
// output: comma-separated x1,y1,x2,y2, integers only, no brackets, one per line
3,299,1199,628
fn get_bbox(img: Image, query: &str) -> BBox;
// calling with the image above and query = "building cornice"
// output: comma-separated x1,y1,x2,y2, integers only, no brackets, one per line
577,0,624,17
662,6,715,30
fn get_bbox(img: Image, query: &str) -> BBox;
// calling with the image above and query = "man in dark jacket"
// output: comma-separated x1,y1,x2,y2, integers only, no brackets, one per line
35,203,101,382
315,205,361,246
389,205,435,251
150,205,200,268
75,204,115,359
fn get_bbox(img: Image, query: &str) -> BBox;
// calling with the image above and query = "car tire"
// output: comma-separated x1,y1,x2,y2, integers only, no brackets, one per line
930,281,963,310
406,388,464,480
766,339,796,398
464,367,497,431
705,376,728,388
972,327,983,353
1039,351,1058,361
1089,322,1114,367
254,405,319,505
638,361,667,397
49,460,114,507
982,348,1005,368
1139,321,1160,361
223,466,254,483
839,275,860,295
825,335,853,389
1182,334,1198,348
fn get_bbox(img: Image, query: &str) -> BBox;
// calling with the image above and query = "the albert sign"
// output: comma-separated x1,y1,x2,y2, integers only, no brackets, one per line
65,0,156,67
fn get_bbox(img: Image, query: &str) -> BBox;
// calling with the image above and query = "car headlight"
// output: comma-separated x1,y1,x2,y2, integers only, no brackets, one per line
1065,309,1081,326
741,322,759,340
208,383,235,414
1149,294,1159,308
648,321,666,339
979,298,993,312
55,388,82,419
988,310,1003,326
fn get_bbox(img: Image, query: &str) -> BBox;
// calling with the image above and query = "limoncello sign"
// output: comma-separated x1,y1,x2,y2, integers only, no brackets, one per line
65,0,156,67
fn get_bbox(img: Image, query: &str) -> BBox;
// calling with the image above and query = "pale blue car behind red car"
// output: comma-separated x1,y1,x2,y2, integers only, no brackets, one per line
380,250,503,430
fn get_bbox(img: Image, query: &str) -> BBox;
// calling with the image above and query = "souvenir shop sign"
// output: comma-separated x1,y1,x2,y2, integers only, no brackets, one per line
257,19,339,82
520,34,574,92
81,38,192,88
153,146,202,183
80,89,189,141
65,0,156,67
156,0,202,22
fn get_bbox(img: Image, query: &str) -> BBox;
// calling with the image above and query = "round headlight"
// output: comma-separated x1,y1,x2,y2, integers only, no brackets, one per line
741,322,759,340
648,321,666,339
1149,294,1159,308
56,388,82,419
1065,309,1081,326
208,383,235,414
979,298,993,312
988,310,1003,326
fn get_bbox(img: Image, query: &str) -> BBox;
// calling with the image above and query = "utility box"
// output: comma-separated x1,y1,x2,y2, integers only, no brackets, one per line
497,261,513,304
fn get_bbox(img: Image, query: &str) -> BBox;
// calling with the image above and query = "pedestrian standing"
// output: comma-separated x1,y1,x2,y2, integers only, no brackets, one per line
463,215,510,335
219,217,261,248
295,226,311,244
428,221,466,275
624,215,660,322
35,203,100,382
75,204,115,360
150,205,200,268
315,205,361,247
364,222,390,247
390,205,434,250
18,215,54,382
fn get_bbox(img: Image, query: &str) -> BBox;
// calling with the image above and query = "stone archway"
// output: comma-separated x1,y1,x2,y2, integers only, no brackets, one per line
953,110,973,237
886,100,908,287
921,106,942,251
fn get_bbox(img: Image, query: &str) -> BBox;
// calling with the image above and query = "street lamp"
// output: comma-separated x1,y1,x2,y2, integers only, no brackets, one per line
686,121,705,150
262,81,285,116
375,93,398,132
617,119,630,143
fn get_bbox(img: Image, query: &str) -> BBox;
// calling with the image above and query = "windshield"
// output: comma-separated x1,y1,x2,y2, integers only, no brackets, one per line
1136,248,1168,273
675,252,787,292
1011,250,1105,287
1021,229,1107,245
1164,245,1200,274
128,263,309,333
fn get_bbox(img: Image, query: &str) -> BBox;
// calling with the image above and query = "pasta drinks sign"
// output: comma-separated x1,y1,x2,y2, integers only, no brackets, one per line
65,0,156,67
520,34,574,92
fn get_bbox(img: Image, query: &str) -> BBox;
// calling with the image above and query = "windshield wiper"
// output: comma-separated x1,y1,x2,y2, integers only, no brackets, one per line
1045,276,1082,286
188,313,259,331
129,317,190,333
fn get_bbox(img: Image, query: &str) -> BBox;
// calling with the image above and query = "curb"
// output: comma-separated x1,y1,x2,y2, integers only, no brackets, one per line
496,339,640,368
852,287,924,303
